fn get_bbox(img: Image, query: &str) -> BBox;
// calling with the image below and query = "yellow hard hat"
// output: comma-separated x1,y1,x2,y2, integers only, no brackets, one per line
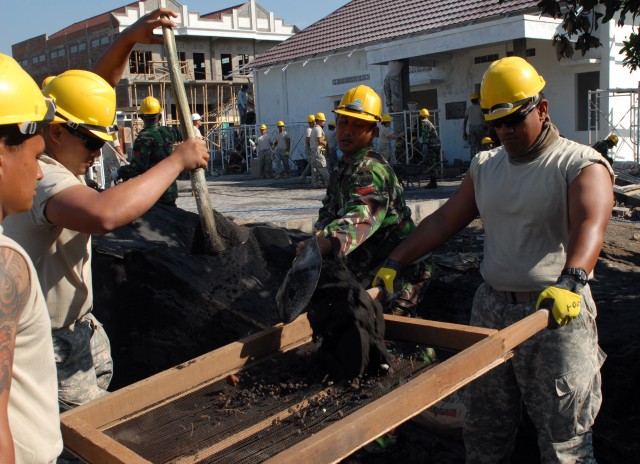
140,96,162,116
381,114,392,123
277,120,285,127
0,54,55,133
333,85,382,123
607,133,619,146
307,114,315,123
328,121,335,128
41,75,55,90
470,92,479,101
419,108,430,118
44,69,117,141
481,137,494,145
480,57,546,121
260,123,267,130
315,112,326,121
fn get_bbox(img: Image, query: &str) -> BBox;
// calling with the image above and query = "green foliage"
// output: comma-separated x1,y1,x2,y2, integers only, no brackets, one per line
500,0,640,70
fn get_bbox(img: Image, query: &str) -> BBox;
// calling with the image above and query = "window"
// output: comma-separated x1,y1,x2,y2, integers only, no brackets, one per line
238,54,250,76
51,51,58,59
59,48,65,57
194,52,205,80
100,36,109,45
79,43,86,51
129,50,153,75
92,39,100,48
71,45,78,54
221,53,232,81
577,71,599,131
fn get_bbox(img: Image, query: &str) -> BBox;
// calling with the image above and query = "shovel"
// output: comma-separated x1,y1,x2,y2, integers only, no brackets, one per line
276,236,322,323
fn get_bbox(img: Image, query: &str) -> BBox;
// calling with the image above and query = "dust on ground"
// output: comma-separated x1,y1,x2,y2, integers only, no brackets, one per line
92,208,640,463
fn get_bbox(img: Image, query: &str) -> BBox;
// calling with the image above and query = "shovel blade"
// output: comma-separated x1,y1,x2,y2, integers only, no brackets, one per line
276,237,322,323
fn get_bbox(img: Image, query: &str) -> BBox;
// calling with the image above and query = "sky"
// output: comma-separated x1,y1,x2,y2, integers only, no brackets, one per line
1,0,349,56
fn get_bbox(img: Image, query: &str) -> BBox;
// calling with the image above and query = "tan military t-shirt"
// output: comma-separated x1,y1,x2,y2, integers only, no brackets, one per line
470,137,613,292
4,154,92,329
0,228,62,463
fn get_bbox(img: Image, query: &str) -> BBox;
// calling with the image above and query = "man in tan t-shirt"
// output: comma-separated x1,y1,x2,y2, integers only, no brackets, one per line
0,53,63,464
3,9,209,445
374,57,613,463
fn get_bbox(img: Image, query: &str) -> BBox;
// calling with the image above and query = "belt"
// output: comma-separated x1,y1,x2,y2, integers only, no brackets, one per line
489,286,539,304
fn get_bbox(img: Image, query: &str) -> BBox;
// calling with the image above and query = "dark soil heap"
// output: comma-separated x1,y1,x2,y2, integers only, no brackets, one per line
92,204,307,389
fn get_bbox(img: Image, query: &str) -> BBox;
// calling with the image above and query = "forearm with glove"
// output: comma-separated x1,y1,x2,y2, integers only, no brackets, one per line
536,267,587,327
372,258,403,298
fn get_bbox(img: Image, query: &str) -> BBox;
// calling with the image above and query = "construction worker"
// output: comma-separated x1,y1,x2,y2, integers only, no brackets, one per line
0,53,63,464
481,136,495,151
3,10,209,453
373,56,613,462
378,113,400,164
463,92,486,158
237,84,249,125
255,123,273,178
299,114,316,181
325,120,338,170
112,96,183,206
309,85,434,316
192,112,203,136
592,132,618,167
310,111,330,187
273,120,291,178
418,108,440,189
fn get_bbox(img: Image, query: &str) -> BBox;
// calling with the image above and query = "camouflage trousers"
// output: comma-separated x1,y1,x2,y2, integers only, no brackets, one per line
463,283,605,464
310,147,330,185
274,148,290,176
53,313,113,413
258,149,273,178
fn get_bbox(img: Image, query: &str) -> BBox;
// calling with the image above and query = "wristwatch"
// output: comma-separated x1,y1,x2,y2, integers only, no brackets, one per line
561,267,588,286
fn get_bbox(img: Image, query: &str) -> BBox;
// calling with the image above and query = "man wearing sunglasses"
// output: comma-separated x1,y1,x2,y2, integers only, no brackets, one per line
3,8,209,452
0,53,63,464
373,56,613,462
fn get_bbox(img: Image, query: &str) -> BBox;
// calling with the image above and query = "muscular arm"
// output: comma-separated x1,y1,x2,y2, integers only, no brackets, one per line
564,162,614,274
45,137,208,235
93,8,178,86
388,174,479,266
0,247,30,464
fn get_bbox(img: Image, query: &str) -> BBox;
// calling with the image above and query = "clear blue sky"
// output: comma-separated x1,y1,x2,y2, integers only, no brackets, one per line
1,0,348,56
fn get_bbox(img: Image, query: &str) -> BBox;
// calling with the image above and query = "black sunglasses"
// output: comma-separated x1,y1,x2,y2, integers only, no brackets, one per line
490,100,540,129
62,125,105,151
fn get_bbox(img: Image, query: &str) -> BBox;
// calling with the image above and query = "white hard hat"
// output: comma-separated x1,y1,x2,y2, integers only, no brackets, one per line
191,113,201,121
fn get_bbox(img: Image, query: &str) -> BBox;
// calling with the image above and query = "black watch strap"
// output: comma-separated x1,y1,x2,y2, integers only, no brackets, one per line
561,267,588,286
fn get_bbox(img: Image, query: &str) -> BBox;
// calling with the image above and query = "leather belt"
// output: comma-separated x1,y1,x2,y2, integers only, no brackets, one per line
489,286,539,304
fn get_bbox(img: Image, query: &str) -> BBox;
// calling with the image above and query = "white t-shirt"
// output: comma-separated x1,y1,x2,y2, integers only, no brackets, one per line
464,103,485,127
310,125,325,150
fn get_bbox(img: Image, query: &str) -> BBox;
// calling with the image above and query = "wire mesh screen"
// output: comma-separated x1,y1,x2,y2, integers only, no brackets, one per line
104,340,439,463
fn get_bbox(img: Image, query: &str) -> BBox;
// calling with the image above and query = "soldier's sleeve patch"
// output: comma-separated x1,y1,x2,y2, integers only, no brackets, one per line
355,170,374,195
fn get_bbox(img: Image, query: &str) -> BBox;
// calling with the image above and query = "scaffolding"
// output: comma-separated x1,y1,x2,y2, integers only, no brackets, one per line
588,88,640,164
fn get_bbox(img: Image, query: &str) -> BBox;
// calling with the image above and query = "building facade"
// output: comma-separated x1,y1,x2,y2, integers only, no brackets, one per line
250,0,640,165
12,0,297,127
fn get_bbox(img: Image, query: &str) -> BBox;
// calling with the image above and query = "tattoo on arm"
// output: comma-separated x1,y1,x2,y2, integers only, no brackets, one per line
0,247,29,394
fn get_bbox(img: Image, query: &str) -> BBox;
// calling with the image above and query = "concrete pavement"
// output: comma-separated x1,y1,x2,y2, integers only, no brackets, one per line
176,173,462,232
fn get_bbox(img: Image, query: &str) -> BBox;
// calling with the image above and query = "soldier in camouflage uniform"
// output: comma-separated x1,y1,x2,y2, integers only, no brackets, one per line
418,108,440,189
114,96,182,206
374,57,613,463
312,85,434,316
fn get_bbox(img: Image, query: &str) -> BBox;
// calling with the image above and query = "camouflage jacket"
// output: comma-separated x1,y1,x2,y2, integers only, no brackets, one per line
118,123,182,205
314,146,415,272
419,119,441,155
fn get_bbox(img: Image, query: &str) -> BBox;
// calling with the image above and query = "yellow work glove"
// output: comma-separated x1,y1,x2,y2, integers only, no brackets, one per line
372,258,403,296
536,271,585,327
285,151,290,157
